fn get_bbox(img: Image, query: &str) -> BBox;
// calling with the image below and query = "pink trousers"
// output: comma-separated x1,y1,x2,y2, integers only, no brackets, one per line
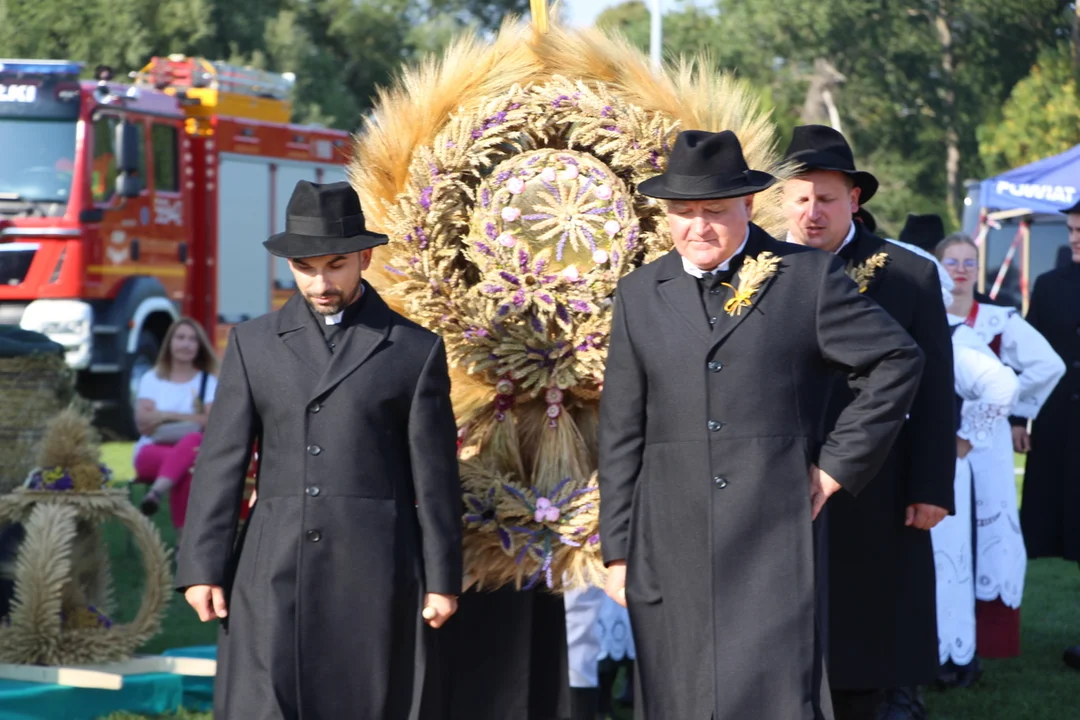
133,431,202,530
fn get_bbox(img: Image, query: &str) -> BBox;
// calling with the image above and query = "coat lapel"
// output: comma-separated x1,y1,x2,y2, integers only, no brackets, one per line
311,283,392,401
841,225,890,296
709,225,780,350
277,293,331,378
656,250,712,344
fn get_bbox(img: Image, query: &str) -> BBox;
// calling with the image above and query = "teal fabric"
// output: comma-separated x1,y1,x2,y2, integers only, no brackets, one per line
0,672,183,720
162,645,218,711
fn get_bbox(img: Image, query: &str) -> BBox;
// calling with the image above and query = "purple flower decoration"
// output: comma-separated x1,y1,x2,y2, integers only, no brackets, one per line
419,186,433,210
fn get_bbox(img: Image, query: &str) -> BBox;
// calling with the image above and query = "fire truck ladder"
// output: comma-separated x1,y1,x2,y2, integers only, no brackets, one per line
134,55,295,123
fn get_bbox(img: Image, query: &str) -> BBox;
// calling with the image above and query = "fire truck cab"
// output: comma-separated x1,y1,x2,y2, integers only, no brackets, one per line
0,56,352,437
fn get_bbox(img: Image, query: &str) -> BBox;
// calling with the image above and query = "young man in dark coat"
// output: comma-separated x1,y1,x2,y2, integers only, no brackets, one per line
781,125,956,720
175,180,464,720
598,129,926,720
1018,198,1080,671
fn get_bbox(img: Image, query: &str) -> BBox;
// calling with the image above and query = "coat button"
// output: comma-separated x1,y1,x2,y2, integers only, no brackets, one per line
310,402,322,413
1072,360,1080,370
709,287,722,295
307,444,322,456
707,420,723,432
306,486,321,497
708,316,718,326
307,530,322,542
708,361,723,373
1072,393,1080,402
713,476,728,489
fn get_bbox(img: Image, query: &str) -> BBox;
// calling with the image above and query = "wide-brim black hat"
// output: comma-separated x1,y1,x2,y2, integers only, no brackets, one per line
898,213,945,252
263,180,389,259
783,124,879,204
637,130,776,201
1059,198,1080,215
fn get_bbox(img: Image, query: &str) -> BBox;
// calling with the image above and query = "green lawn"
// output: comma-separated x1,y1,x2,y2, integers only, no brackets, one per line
93,445,1076,720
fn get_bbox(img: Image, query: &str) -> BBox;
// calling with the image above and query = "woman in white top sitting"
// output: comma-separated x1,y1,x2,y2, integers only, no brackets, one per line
132,318,219,538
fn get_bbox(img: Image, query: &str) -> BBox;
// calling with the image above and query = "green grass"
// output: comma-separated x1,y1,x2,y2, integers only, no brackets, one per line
92,445,1077,719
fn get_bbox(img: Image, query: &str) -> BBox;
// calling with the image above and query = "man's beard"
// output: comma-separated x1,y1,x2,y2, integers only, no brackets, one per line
304,279,362,316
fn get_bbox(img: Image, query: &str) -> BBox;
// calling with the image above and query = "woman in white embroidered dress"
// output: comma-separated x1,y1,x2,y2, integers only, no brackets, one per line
935,234,1065,660
932,323,1018,688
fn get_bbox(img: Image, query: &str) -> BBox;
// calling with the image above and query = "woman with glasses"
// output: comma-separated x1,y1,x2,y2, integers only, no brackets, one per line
935,234,1065,667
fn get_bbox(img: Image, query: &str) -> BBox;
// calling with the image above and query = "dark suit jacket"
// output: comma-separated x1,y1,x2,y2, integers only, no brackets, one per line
597,224,924,720
175,285,462,720
825,224,956,689
1021,262,1080,561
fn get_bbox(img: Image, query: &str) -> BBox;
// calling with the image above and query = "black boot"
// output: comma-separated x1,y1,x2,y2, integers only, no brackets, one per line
878,686,927,720
1065,645,1080,671
569,687,599,720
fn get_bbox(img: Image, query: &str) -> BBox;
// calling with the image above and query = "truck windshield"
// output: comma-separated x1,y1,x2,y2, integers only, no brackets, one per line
0,119,77,210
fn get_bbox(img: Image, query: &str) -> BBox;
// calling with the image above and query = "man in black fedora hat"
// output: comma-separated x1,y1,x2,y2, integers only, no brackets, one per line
597,129,925,719
1018,197,1080,672
175,180,464,719
781,124,956,720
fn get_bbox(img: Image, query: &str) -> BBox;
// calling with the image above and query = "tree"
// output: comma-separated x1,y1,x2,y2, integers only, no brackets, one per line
978,42,1080,175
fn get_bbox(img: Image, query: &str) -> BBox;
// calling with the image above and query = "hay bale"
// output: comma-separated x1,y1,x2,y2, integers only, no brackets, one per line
0,328,75,494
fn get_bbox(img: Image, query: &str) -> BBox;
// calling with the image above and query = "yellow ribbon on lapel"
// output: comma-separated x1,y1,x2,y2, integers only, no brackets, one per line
721,283,754,316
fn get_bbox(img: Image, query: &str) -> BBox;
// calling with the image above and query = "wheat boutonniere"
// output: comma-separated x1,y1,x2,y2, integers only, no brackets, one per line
850,251,890,293
722,251,782,316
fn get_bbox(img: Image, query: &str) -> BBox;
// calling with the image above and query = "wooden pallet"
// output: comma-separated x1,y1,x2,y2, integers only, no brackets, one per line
0,654,216,689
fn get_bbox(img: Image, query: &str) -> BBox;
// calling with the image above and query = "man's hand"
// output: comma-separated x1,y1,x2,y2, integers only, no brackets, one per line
905,504,948,530
605,561,627,608
184,585,228,622
809,464,843,521
957,436,973,459
1012,426,1031,454
421,593,458,629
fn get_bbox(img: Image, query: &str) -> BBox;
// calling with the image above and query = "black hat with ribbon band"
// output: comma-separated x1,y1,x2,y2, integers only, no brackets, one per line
637,130,776,201
263,180,389,259
1059,198,1080,215
782,124,879,205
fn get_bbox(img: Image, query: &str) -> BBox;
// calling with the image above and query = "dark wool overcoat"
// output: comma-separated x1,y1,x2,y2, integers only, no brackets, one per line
823,226,956,690
175,285,463,720
1021,262,1080,562
597,225,925,720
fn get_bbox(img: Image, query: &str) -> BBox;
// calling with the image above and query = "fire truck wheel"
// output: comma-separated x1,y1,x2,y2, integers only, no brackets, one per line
105,329,160,440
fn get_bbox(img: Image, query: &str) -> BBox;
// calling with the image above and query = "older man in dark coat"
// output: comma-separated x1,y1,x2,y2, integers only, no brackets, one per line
598,130,925,720
781,125,956,720
1019,198,1080,671
175,180,463,720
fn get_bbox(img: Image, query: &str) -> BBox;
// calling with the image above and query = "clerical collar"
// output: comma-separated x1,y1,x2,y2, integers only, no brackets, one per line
682,227,750,278
323,283,366,325
783,221,856,254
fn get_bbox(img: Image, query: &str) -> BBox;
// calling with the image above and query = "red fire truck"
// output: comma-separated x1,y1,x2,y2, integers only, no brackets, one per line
0,56,353,437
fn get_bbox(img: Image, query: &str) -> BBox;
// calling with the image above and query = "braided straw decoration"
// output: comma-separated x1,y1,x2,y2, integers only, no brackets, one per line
0,490,172,664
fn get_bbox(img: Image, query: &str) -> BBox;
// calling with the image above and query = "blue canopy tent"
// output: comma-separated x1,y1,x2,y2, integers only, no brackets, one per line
969,144,1080,313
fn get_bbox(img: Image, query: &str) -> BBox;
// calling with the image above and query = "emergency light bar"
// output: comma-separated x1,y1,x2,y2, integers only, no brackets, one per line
0,60,84,76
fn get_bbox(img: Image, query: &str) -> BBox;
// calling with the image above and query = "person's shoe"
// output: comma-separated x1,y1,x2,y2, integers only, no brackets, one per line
878,686,927,720
1064,645,1080,670
935,658,982,690
139,490,161,516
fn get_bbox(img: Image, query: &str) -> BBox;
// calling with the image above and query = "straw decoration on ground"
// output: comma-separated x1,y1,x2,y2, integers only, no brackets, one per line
350,14,785,592
0,407,171,664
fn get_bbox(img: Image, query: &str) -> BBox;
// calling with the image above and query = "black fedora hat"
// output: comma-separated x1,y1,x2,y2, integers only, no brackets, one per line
898,213,946,252
783,125,879,204
263,180,388,259
1059,198,1080,215
637,130,776,201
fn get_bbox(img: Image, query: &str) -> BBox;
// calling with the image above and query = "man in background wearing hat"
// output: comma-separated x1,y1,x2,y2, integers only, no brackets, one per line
175,180,463,720
1017,198,1080,671
598,129,925,720
781,125,956,720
